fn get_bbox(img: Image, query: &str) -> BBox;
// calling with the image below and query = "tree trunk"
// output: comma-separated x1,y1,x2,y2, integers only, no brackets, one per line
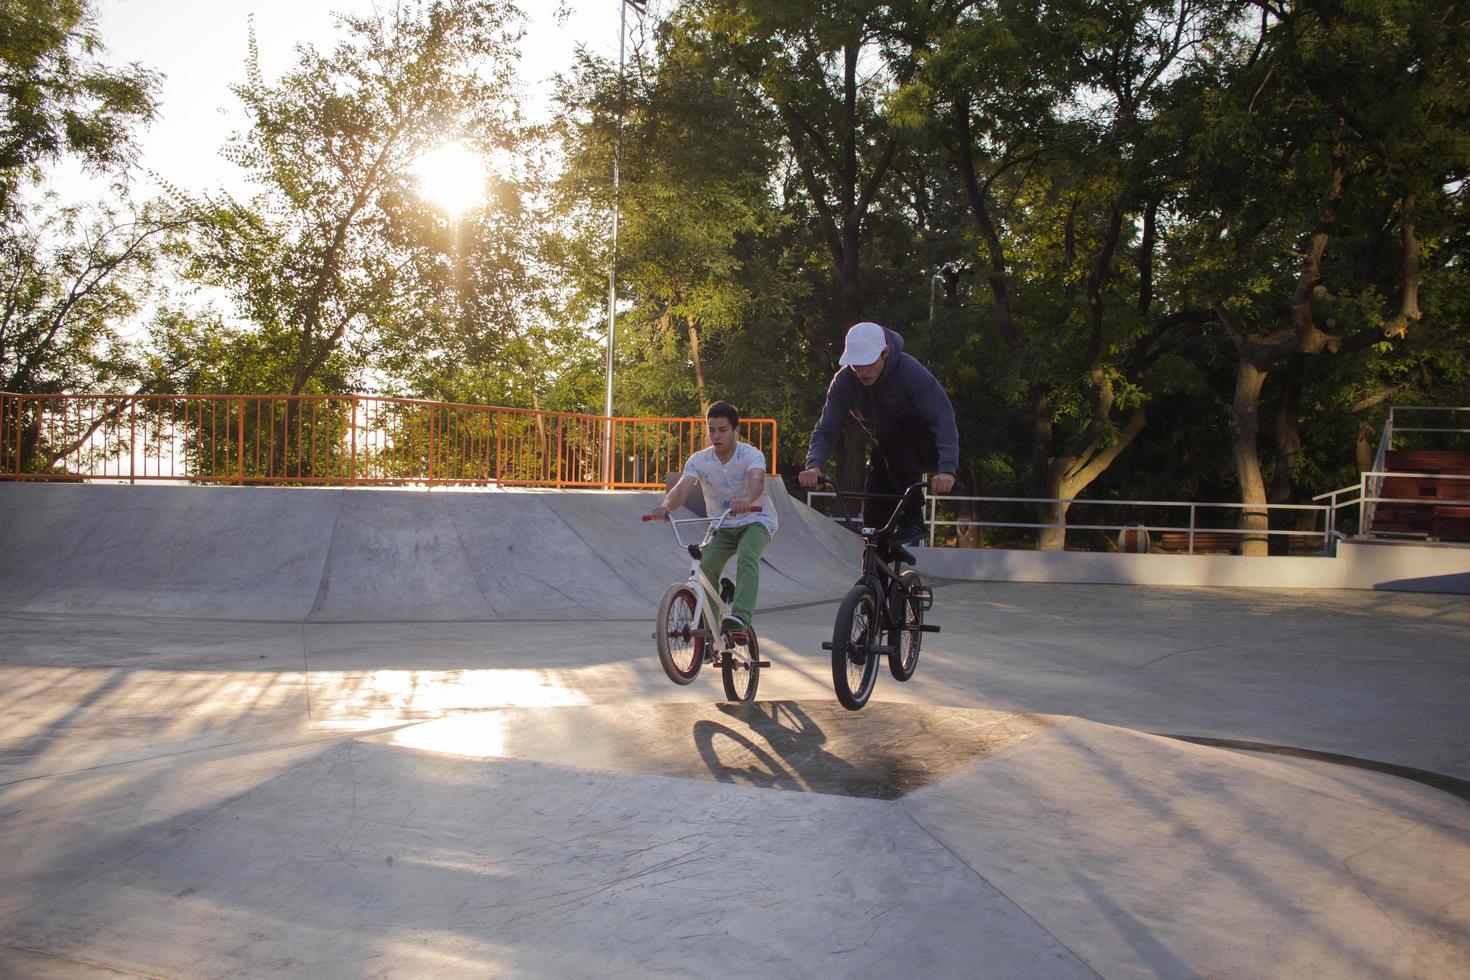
1036,493,1070,552
1230,358,1272,556
1268,358,1305,555
684,313,709,413
955,462,985,548
1356,420,1376,473
530,386,548,481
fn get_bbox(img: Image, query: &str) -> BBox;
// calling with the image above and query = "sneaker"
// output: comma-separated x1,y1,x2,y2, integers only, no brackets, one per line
721,614,748,646
892,517,927,546
719,577,736,603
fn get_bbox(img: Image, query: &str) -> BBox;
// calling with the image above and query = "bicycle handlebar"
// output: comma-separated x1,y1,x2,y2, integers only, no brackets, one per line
642,505,761,522
643,505,764,550
813,475,954,495
811,476,947,539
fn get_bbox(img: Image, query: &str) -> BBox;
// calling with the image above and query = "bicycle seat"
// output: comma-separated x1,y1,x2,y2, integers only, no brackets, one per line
882,539,917,566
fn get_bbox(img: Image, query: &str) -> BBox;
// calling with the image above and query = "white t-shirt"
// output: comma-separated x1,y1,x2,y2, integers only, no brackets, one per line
682,442,778,534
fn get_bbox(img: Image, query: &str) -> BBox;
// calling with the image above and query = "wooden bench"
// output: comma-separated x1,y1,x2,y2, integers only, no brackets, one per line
1372,450,1470,541
1153,530,1243,554
1384,449,1470,474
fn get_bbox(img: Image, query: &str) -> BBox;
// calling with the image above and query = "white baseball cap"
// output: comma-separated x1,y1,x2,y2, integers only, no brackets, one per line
838,321,888,366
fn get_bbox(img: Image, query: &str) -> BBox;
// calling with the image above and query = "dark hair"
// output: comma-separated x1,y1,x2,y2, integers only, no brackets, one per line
706,400,740,428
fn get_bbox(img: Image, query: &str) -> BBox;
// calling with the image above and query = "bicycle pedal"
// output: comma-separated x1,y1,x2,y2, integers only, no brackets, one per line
752,660,771,668
821,641,833,650
919,624,941,633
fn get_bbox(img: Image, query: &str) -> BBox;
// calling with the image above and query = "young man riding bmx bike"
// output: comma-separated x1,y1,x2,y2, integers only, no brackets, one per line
646,401,777,645
799,321,959,540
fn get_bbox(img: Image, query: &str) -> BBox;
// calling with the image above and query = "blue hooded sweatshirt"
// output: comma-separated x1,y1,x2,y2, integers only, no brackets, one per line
803,325,959,474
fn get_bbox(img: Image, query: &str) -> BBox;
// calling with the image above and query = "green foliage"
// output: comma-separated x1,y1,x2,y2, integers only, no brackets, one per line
0,196,183,394
180,0,536,398
0,0,159,216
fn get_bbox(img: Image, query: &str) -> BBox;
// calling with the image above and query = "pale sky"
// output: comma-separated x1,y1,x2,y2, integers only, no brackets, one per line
53,0,653,202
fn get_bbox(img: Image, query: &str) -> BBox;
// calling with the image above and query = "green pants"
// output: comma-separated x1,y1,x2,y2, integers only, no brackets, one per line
699,523,771,628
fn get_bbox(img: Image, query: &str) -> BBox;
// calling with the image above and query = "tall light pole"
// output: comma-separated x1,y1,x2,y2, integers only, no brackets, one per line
602,0,643,485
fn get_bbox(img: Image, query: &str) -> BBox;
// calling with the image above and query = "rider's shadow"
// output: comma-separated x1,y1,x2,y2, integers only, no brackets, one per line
692,701,877,798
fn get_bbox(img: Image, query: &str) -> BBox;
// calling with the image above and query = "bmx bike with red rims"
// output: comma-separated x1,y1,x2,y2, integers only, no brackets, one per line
817,478,941,710
642,506,770,702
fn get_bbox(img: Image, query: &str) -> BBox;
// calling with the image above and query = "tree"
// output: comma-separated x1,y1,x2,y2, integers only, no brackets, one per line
0,196,189,473
915,0,1230,548
186,0,532,399
0,199,180,394
1174,0,1470,553
0,0,159,217
551,11,796,421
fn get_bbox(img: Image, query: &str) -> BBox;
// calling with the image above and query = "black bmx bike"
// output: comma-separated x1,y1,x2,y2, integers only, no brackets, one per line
818,478,941,710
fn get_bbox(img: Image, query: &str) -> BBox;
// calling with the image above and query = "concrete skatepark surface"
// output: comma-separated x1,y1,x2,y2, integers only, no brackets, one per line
1,483,1468,977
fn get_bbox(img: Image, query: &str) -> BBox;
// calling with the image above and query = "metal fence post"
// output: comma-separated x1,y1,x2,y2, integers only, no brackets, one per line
129,396,137,485
349,397,357,485
237,397,245,485
1359,471,1366,538
427,405,436,487
6,394,18,479
1188,504,1197,554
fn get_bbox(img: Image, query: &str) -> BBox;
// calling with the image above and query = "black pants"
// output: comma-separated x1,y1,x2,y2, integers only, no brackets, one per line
862,421,938,532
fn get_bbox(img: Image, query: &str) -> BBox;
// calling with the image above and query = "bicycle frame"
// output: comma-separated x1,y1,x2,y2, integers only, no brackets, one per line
657,509,742,646
822,478,933,613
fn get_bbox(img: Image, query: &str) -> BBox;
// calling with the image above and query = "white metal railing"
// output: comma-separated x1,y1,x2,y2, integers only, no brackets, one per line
1311,483,1361,539
804,491,1331,555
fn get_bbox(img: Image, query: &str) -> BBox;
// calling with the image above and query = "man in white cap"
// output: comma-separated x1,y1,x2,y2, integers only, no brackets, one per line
798,321,958,545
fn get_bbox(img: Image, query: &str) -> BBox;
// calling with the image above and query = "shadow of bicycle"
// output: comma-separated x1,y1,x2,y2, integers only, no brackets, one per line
691,700,915,799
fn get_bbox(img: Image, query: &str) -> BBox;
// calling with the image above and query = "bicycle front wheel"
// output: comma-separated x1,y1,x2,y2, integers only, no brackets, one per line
888,570,924,682
831,585,880,710
656,583,704,685
721,625,761,702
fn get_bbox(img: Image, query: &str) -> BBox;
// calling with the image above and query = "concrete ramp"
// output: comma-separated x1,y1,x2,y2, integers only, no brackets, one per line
305,490,661,622
0,483,339,620
3,702,1464,978
0,482,862,622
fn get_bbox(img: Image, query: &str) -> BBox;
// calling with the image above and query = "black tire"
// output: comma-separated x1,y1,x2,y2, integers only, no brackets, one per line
888,570,924,681
656,583,704,685
721,624,761,702
831,585,881,710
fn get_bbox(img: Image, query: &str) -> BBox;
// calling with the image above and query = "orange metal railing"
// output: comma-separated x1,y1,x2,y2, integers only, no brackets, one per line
0,392,778,489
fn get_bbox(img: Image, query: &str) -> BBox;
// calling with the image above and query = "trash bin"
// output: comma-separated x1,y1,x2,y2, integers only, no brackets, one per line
1119,522,1150,553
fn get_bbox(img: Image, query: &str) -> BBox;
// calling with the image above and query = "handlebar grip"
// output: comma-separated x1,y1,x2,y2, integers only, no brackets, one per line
750,505,762,512
641,515,655,522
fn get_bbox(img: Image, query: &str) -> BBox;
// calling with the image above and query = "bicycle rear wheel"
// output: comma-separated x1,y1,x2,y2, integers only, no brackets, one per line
888,570,924,681
721,625,761,702
831,585,880,710
656,583,704,684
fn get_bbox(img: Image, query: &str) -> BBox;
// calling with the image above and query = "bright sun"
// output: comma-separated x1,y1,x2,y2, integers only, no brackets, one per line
411,141,488,217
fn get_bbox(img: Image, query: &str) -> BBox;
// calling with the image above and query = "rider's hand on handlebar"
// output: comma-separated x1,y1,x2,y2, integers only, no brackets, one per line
730,499,752,516
798,467,824,489
646,504,669,521
931,473,956,494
